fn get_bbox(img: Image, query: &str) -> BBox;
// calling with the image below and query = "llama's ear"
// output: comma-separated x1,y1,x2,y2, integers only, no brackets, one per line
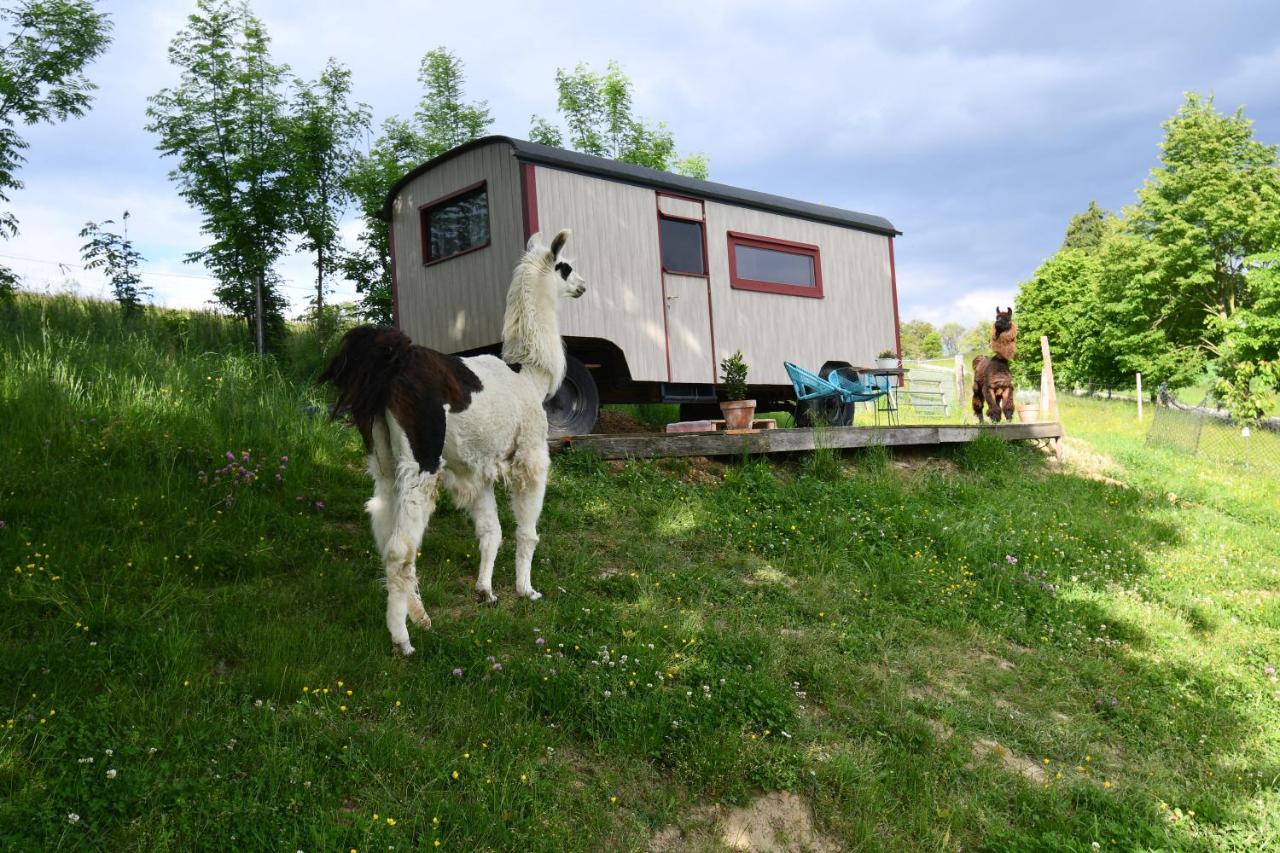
550,229,571,258
526,232,541,252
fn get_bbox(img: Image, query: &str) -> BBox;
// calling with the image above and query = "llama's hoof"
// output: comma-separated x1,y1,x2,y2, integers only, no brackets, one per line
410,610,432,629
476,587,498,604
517,587,543,601
392,640,415,656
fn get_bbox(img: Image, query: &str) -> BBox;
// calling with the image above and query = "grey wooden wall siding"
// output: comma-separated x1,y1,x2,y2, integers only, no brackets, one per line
702,202,897,386
393,142,523,351
533,165,671,383
392,140,897,388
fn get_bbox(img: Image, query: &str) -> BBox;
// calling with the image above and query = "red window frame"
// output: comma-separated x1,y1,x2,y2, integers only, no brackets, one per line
419,180,491,266
726,231,824,298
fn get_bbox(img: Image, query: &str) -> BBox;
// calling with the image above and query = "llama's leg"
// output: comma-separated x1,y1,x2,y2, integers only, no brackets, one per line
382,418,438,655
985,386,1002,423
464,483,503,604
366,416,395,555
510,452,550,601
972,385,985,422
1001,388,1015,422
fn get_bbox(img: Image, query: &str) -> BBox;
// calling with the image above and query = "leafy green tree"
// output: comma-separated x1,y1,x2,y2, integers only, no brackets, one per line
959,320,993,356
79,211,146,315
530,61,708,178
415,47,491,154
938,322,965,356
287,58,369,321
0,0,112,299
344,47,491,323
1014,248,1128,389
1210,252,1280,421
1060,201,1109,252
146,0,294,352
1103,94,1280,387
900,319,942,359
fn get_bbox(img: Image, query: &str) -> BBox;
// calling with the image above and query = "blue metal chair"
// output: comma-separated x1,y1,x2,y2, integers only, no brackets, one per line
784,362,887,425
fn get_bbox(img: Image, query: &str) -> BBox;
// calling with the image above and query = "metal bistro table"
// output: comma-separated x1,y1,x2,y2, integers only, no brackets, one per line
853,366,903,425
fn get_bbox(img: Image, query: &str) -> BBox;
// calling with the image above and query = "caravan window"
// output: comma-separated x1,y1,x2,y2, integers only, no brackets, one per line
421,182,490,264
659,215,706,275
727,231,823,298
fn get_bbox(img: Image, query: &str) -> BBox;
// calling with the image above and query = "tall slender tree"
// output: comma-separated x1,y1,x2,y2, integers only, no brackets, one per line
287,58,369,320
0,0,112,299
343,47,491,323
146,0,293,352
529,61,709,179
80,211,147,315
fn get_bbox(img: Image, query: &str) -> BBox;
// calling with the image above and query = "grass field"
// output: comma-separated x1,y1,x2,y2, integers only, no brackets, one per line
2,295,1279,850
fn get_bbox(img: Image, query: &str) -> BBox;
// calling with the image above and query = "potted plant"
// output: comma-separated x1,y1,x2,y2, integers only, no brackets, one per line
875,348,899,370
718,350,756,431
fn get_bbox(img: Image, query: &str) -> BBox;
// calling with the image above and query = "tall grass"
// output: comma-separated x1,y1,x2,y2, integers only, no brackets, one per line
1,295,1278,850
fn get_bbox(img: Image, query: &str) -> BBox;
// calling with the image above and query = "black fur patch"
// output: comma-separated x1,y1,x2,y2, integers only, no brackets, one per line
507,361,523,373
317,325,483,473
555,261,573,280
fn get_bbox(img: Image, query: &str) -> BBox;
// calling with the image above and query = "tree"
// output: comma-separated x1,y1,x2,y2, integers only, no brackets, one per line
530,61,708,178
146,0,293,352
0,0,112,299
80,211,146,315
959,320,993,355
414,47,491,154
938,322,965,356
343,47,491,323
287,58,369,321
1104,94,1280,386
1014,248,1127,389
1060,201,1109,252
900,319,942,359
1210,252,1280,421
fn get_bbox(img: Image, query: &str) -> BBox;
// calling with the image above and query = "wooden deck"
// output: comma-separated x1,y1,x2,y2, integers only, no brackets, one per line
553,421,1065,460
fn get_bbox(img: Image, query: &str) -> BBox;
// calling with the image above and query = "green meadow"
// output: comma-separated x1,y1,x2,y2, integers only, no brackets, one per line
2,295,1278,850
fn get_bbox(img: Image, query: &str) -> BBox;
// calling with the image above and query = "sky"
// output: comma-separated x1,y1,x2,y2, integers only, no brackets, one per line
5,0,1280,329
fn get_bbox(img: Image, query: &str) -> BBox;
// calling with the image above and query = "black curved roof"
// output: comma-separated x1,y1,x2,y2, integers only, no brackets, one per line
378,136,899,237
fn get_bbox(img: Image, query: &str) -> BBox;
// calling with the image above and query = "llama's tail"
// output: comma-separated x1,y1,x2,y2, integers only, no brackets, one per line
317,324,413,434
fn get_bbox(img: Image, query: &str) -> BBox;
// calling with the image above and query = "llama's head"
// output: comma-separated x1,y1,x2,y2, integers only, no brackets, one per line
527,229,586,300
994,305,1014,333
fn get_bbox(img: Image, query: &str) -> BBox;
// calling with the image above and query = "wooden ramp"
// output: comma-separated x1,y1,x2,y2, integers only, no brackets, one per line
553,421,1064,461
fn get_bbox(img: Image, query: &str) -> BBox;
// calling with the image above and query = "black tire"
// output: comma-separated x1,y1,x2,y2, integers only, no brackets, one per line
795,363,855,427
545,354,599,437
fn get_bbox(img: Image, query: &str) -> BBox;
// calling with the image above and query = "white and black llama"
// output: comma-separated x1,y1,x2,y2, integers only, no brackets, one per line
319,230,586,655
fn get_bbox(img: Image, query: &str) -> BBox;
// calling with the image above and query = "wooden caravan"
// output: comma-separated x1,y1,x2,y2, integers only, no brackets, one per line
379,136,902,434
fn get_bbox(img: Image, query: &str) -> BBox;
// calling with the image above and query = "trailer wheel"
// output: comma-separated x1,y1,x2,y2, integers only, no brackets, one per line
545,355,599,437
795,362,855,427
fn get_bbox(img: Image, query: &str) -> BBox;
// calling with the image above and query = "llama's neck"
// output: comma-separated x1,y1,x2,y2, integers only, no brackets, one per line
501,260,566,397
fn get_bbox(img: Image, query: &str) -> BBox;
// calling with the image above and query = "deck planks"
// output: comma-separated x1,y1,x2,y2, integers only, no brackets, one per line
552,421,1064,460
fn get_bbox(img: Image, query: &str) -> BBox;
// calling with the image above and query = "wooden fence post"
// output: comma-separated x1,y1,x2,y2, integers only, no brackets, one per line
1136,373,1143,422
1039,336,1059,422
954,353,964,417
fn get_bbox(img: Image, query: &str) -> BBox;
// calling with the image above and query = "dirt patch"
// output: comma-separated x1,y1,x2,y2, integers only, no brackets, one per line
1051,437,1128,488
976,651,1016,671
891,448,959,475
652,792,838,852
969,738,1047,784
594,409,661,434
923,717,955,741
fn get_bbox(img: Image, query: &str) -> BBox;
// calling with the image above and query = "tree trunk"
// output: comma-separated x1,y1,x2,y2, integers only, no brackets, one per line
254,273,265,355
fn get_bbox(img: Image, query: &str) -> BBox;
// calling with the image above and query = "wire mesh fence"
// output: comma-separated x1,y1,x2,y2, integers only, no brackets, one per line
1146,387,1280,473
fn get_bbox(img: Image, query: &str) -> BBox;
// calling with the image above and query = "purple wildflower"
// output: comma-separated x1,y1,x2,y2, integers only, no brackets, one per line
535,637,546,646
225,451,236,461
491,662,502,672
280,455,289,463
1005,555,1019,565
314,501,325,510
1266,665,1277,678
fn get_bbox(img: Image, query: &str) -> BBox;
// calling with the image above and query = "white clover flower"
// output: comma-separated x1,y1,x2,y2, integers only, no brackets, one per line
67,813,80,824
106,768,117,779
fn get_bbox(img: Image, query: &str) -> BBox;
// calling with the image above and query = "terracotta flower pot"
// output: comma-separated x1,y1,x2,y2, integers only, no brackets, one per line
1016,404,1039,423
720,399,757,431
